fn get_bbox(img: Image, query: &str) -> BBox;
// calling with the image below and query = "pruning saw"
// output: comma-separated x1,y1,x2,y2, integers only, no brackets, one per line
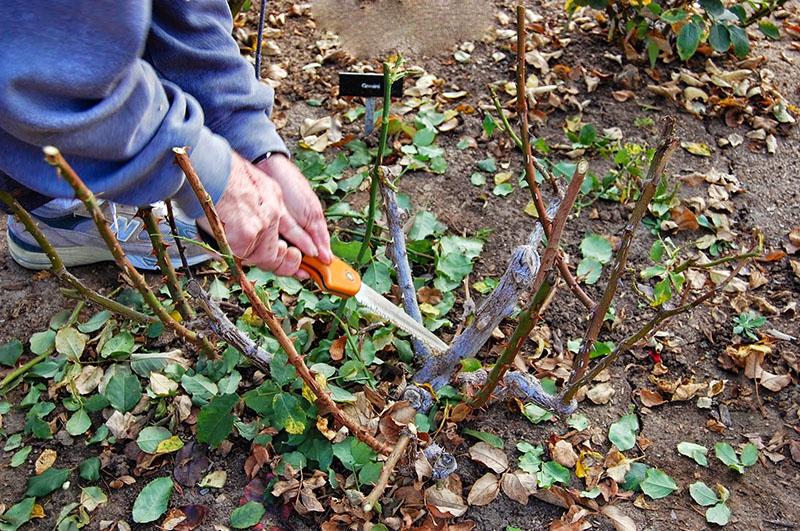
299,256,448,354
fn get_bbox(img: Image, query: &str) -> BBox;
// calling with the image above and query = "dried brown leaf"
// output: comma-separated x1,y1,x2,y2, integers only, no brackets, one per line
501,471,537,504
34,449,57,475
468,442,508,473
600,504,638,531
587,383,615,404
466,473,500,506
425,482,467,518
637,388,666,407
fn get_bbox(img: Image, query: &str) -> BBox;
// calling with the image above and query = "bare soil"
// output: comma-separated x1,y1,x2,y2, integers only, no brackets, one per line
1,0,798,529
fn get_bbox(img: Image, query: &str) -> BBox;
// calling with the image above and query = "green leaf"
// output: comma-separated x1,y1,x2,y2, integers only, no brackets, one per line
0,497,35,530
621,462,649,492
640,468,678,499
4,433,22,451
100,331,135,358
714,442,744,473
728,25,750,58
482,114,497,136
10,445,32,468
230,501,266,529
462,428,504,449
740,443,758,467
0,339,23,367
708,23,731,52
689,481,719,506
580,234,612,263
492,183,514,196
79,457,101,482
677,21,702,61
413,127,436,147
409,211,447,240
538,461,571,488
706,503,731,526
363,261,393,294
66,408,91,436
180,373,218,405
196,393,238,448
677,442,709,466
358,461,383,485
104,372,142,413
132,476,173,523
608,413,639,451
136,426,172,453
522,403,553,424
78,311,111,334
55,326,87,359
477,157,497,172
272,392,307,435
470,172,486,186
29,329,56,355
577,258,602,285
660,8,688,23
567,414,589,431
25,467,70,497
758,20,780,40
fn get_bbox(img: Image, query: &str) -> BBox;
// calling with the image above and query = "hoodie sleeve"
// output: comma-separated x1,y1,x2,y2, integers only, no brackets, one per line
0,1,231,218
145,0,290,161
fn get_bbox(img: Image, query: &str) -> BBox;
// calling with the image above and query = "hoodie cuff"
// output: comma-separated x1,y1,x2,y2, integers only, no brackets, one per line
173,128,231,219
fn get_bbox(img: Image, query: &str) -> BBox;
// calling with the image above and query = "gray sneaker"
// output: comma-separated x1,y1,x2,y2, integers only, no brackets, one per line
6,199,210,271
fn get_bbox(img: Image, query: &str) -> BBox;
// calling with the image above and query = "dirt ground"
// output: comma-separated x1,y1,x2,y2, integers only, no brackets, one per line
1,0,798,529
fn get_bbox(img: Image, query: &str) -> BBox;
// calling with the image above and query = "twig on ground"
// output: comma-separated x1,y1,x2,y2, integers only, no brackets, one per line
566,118,678,390
42,147,212,353
0,190,155,324
174,147,393,455
379,177,430,360
139,207,195,321
363,433,413,512
561,232,762,402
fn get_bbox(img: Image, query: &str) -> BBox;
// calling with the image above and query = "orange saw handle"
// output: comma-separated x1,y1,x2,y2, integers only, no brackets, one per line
299,256,361,298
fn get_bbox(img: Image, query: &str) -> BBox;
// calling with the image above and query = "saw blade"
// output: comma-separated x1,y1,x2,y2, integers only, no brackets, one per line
354,283,449,354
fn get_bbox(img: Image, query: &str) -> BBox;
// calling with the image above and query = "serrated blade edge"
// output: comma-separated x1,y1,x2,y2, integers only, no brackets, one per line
354,284,449,354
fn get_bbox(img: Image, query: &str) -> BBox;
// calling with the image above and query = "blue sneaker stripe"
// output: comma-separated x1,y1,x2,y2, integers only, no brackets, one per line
7,229,43,253
32,213,86,231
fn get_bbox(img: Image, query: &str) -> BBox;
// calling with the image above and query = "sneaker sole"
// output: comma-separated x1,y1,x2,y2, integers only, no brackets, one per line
7,230,210,271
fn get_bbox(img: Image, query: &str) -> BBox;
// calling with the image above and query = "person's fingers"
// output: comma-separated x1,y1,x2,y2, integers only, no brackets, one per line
244,216,283,269
279,210,318,258
295,268,310,281
274,246,302,277
308,212,333,264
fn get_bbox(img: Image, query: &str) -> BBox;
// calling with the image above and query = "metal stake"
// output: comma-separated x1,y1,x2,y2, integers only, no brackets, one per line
364,97,376,137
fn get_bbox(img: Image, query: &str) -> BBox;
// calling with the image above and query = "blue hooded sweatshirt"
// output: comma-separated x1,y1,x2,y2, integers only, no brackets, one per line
0,0,288,218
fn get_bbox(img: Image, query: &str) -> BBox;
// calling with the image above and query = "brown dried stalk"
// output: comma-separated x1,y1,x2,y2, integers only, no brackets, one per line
363,433,413,512
468,162,586,408
561,233,762,401
0,190,155,325
512,5,594,310
174,147,392,455
566,118,678,390
139,207,195,321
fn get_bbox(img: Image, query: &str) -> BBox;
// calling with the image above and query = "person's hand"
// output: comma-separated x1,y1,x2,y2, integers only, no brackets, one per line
197,152,316,277
257,154,333,264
